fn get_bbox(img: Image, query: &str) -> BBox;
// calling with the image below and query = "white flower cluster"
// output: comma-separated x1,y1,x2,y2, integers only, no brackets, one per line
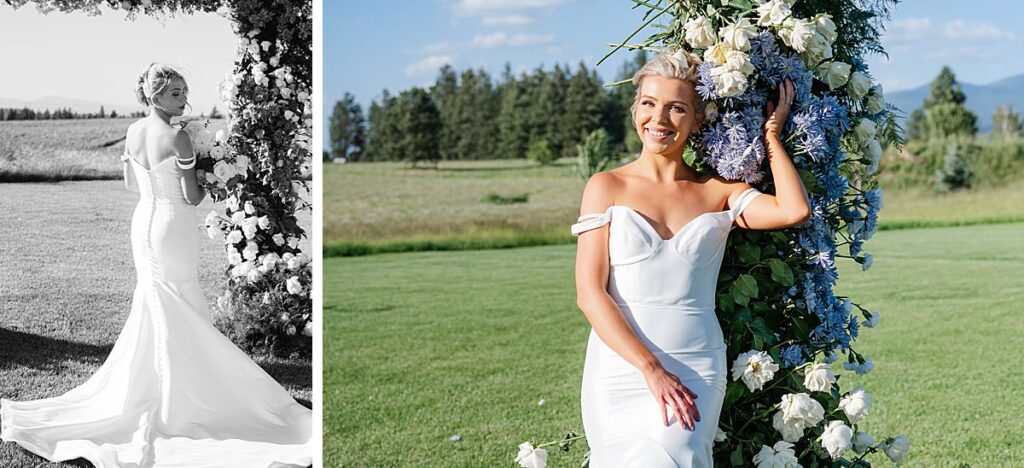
684,15,757,97
731,349,779,391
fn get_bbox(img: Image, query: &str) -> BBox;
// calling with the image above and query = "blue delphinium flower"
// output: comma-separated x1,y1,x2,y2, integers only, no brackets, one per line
780,344,806,368
699,107,766,183
696,61,720,102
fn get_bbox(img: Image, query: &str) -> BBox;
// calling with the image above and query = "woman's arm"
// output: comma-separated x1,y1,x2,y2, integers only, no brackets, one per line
173,130,206,206
122,141,138,193
733,78,812,230
575,173,701,430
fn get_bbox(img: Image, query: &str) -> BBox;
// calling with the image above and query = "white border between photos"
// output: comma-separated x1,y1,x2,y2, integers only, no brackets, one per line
311,0,324,464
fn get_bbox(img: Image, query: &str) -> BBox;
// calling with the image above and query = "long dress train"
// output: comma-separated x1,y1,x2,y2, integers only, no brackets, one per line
572,187,762,468
1,155,312,468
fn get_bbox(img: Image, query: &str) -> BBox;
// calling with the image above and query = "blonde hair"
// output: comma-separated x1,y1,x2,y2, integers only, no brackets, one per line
630,51,705,121
135,63,189,107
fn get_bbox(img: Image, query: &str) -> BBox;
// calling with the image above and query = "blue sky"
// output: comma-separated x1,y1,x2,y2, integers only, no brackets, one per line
0,5,235,115
324,0,1024,150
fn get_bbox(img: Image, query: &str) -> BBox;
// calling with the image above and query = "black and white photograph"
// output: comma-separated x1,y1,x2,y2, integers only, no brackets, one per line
0,1,314,467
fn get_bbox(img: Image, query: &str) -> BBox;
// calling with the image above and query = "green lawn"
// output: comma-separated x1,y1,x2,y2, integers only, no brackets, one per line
324,160,1024,255
324,222,1024,467
0,180,312,467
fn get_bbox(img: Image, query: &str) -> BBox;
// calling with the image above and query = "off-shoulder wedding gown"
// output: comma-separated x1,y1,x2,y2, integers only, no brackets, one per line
572,187,762,468
1,154,312,468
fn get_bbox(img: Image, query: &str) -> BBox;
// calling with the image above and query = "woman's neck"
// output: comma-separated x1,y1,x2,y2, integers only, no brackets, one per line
636,148,697,183
148,106,172,125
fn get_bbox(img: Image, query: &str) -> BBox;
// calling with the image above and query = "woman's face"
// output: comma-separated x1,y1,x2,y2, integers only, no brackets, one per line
633,75,700,157
153,76,189,117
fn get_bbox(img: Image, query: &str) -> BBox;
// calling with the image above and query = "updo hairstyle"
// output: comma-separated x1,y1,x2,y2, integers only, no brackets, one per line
135,63,189,107
630,51,706,122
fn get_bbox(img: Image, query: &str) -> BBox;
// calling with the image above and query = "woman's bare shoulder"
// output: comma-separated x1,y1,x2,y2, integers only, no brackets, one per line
580,170,624,212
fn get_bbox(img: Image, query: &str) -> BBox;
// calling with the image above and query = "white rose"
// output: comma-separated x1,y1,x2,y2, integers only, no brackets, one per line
286,276,303,295
711,66,748,97
757,0,791,27
514,442,548,468
215,129,227,142
206,225,221,240
715,428,727,443
298,91,309,102
779,393,825,428
213,160,236,181
285,325,297,336
683,16,717,48
296,252,311,265
883,435,911,463
225,195,240,212
861,253,874,272
703,42,731,66
802,363,836,392
227,248,243,266
282,252,295,263
242,216,259,239
863,310,880,328
243,241,259,261
225,230,244,244
720,18,758,51
287,256,303,271
273,233,286,246
235,155,250,172
815,14,838,43
287,236,300,249
246,268,262,283
731,350,779,392
231,211,246,224
847,71,872,100
724,49,754,76
865,84,885,114
780,18,816,52
771,411,805,443
854,118,877,144
852,431,875,455
204,210,219,227
816,61,851,90
205,172,219,184
301,320,313,336
231,260,255,278
838,386,872,424
819,420,853,460
842,357,875,375
752,440,800,468
244,201,256,215
864,137,883,163
801,32,832,66
257,215,270,230
259,252,280,271
210,145,227,161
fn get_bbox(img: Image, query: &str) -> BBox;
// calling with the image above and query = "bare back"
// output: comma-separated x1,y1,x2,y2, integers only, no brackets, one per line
125,118,181,170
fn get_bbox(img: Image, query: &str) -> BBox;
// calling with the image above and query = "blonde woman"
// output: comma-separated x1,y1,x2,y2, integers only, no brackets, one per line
572,53,810,467
1,64,311,468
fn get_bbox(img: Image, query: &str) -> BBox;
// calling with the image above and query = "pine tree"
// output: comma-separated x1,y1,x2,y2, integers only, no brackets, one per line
563,62,605,158
920,66,977,139
495,63,531,159
991,104,1022,138
431,65,460,160
328,92,366,161
396,87,442,167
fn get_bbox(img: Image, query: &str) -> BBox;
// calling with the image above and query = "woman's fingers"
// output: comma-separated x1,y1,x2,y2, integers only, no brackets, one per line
659,396,669,427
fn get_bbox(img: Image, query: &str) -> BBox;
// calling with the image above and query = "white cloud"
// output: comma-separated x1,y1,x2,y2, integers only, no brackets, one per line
942,20,1018,41
422,41,454,54
473,31,554,48
481,14,534,26
405,55,454,76
453,0,568,16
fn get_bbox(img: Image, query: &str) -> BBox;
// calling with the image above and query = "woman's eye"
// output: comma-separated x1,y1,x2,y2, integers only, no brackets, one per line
671,106,684,113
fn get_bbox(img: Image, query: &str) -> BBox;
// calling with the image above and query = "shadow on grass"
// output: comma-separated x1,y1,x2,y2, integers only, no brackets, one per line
258,359,313,409
0,171,120,183
0,328,112,371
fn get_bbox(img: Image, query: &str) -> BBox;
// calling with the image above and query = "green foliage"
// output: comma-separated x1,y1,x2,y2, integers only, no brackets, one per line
328,92,366,160
398,87,442,167
889,135,1024,190
992,104,1023,138
215,268,313,358
908,66,978,141
526,138,557,165
575,128,615,180
935,138,975,191
481,192,530,205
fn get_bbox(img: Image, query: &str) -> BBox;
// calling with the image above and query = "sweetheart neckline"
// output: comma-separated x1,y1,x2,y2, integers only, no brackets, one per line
127,155,175,172
610,205,732,242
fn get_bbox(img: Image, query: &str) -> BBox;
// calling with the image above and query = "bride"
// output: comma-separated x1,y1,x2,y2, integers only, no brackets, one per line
0,63,312,468
572,53,810,467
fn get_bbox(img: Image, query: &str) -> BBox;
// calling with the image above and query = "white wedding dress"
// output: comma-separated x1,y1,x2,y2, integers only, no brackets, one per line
572,187,762,468
1,153,312,467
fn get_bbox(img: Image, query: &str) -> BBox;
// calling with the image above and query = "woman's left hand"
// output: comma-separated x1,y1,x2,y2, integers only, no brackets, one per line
764,78,794,141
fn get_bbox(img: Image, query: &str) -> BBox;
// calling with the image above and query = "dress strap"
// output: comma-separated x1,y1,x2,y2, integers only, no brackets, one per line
121,145,131,162
571,210,612,236
728,187,763,221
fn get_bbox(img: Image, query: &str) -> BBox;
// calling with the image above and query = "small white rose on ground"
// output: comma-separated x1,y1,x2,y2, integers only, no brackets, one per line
272,233,286,246
819,420,853,460
863,310,880,328
771,411,804,443
883,435,911,463
866,84,885,114
301,320,313,337
286,276,303,295
839,386,872,424
720,18,758,51
449,434,461,442
816,61,852,89
514,442,548,468
226,230,244,244
537,399,545,406
752,440,800,468
732,350,779,391
243,241,259,261
757,0,791,27
683,16,717,48
852,431,875,455
779,393,825,428
802,363,836,392
847,71,872,101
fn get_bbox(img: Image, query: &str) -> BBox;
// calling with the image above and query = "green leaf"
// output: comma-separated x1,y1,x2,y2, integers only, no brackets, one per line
737,243,761,264
767,258,795,286
730,446,744,466
729,0,752,10
798,168,819,192
731,283,751,306
753,334,763,349
724,381,746,407
735,274,759,298
682,145,698,166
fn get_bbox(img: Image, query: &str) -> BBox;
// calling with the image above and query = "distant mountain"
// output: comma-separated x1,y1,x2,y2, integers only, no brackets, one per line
0,96,139,116
886,73,1024,133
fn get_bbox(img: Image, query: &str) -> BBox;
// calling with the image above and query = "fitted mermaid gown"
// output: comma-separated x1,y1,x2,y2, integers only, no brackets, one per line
572,187,762,468
0,155,312,467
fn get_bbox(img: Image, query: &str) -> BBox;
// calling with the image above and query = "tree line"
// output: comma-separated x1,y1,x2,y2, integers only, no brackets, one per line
1,105,225,121
328,52,651,164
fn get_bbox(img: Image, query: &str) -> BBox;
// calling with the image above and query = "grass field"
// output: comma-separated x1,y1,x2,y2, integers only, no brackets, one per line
0,180,312,467
324,222,1024,467
323,159,1024,255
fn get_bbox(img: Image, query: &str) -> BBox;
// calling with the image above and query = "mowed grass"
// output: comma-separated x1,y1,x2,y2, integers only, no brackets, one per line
323,160,1024,255
0,180,312,467
324,222,1024,467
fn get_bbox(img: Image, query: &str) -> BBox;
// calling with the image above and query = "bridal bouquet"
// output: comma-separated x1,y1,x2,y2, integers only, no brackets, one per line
180,119,245,202
518,1,909,466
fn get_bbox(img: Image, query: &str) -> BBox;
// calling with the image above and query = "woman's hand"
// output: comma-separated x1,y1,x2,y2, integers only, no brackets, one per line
764,78,795,141
642,363,700,430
